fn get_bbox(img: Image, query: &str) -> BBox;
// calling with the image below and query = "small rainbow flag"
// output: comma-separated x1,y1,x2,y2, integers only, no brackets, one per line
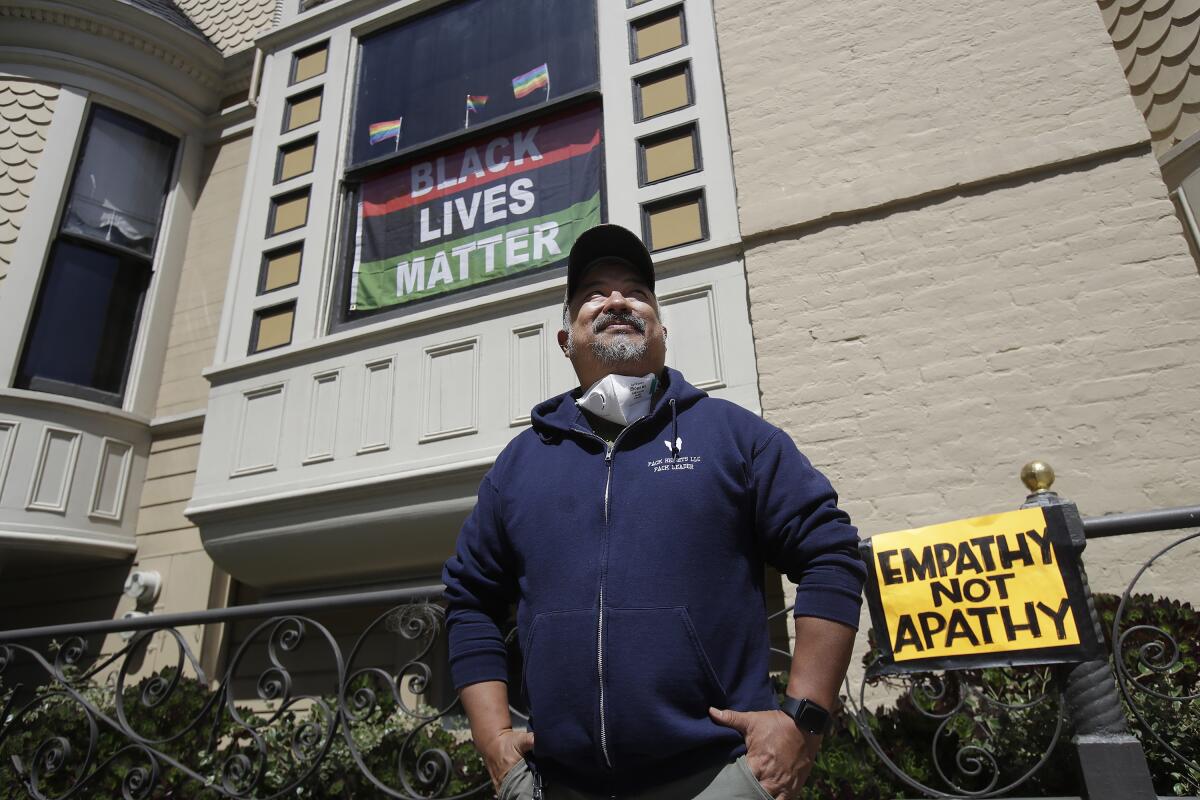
512,63,549,99
466,95,488,113
368,118,402,145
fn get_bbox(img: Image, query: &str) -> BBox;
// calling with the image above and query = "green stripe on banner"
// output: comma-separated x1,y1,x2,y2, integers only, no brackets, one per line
354,193,600,310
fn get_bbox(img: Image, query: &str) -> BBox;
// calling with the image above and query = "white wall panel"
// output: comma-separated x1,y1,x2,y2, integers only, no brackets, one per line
26,426,81,512
420,338,478,443
304,369,341,463
233,385,285,476
358,358,394,454
660,285,723,390
509,324,546,426
88,437,134,521
0,420,17,502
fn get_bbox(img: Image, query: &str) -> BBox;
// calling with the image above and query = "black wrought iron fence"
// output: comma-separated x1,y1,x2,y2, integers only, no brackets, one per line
0,475,1196,799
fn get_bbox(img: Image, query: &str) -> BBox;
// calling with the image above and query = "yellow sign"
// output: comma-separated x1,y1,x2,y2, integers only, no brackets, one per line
870,507,1081,662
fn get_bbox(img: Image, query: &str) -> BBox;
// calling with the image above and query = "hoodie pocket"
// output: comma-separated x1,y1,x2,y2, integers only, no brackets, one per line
604,606,729,766
522,610,597,769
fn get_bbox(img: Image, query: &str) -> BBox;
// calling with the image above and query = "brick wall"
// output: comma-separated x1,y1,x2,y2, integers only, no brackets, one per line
714,0,1200,611
715,0,1148,236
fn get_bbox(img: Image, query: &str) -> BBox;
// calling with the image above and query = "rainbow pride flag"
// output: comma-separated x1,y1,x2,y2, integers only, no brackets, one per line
512,63,549,99
466,95,488,113
368,118,402,145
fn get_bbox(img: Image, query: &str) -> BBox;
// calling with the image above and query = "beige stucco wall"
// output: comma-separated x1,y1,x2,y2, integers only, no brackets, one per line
716,0,1200,615
156,134,250,418
0,78,57,298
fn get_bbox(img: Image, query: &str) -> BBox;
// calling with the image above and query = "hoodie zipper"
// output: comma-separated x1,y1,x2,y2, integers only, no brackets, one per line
573,416,649,770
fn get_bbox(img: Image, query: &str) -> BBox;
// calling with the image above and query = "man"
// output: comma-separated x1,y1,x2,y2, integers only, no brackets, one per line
443,224,866,799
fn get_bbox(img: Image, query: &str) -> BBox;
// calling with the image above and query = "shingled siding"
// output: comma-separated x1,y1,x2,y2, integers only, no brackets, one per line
1100,0,1200,156
0,78,57,298
175,0,276,54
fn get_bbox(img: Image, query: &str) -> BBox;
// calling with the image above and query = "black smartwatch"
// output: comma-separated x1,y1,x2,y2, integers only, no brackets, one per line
780,695,833,735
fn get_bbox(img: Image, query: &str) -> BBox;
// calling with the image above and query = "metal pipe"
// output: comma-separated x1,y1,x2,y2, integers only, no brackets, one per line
1082,505,1200,538
0,584,444,643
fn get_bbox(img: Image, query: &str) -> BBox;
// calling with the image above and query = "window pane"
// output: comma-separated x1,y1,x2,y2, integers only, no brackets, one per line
291,43,328,84
632,8,685,61
277,138,317,182
284,90,323,132
637,66,691,119
260,245,303,292
18,239,148,400
645,192,705,251
251,304,295,353
61,106,177,257
270,190,310,236
641,125,698,184
350,0,598,167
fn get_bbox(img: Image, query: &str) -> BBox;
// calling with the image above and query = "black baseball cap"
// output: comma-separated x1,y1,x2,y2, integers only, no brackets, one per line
565,224,655,302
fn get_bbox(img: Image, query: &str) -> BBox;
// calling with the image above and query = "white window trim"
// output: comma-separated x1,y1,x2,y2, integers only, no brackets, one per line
0,72,204,419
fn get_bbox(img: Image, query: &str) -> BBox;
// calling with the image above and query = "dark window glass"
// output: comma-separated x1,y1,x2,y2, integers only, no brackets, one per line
60,106,176,257
18,105,177,406
349,0,598,168
17,240,149,402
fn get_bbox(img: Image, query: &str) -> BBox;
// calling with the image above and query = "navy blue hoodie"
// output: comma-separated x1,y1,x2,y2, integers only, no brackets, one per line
443,368,865,790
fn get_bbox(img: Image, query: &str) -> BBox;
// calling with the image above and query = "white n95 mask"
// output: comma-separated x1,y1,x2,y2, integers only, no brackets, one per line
576,373,657,427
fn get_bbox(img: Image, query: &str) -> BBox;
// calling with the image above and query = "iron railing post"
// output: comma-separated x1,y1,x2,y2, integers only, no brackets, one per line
1019,461,1156,800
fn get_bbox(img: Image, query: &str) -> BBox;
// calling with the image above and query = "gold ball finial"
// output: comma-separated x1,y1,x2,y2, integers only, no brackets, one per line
1021,461,1055,493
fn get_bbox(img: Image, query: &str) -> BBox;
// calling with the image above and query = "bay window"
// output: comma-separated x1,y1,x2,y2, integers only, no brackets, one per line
16,105,177,406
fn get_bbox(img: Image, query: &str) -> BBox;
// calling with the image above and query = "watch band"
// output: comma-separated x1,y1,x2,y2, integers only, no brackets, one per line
780,695,833,735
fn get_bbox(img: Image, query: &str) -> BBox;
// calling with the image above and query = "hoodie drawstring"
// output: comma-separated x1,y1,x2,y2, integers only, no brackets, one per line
669,398,678,459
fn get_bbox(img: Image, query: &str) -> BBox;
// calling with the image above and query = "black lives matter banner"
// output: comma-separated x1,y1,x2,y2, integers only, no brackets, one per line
350,104,602,311
861,506,1102,674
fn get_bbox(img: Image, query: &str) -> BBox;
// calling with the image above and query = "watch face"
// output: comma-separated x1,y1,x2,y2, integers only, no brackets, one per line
795,700,831,734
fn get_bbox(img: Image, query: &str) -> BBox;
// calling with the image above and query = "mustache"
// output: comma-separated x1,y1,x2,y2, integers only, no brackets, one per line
593,312,647,334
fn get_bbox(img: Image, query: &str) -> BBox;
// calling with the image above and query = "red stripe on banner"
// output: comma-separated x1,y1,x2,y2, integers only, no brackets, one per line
361,128,601,218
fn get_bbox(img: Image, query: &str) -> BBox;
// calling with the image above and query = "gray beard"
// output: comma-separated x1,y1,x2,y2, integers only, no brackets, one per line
566,311,659,363
588,335,648,364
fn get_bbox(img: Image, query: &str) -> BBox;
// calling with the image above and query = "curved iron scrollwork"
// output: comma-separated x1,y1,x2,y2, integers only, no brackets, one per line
767,604,1067,799
0,601,492,799
1111,530,1200,791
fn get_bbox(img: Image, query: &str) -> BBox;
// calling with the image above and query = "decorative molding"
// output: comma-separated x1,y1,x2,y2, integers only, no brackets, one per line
87,436,134,521
357,357,393,454
303,368,341,463
25,424,81,513
0,4,224,91
508,324,545,427
149,408,206,436
0,419,18,500
659,283,725,390
231,383,285,476
419,336,479,444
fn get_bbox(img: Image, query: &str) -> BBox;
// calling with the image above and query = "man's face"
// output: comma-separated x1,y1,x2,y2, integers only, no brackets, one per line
558,258,667,386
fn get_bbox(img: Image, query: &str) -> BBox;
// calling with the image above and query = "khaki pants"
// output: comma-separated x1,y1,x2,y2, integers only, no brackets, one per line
498,756,774,800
